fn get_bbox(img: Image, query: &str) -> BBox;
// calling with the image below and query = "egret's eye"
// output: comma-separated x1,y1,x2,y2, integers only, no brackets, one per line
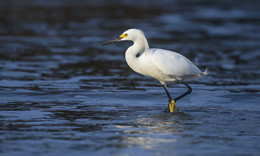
120,33,128,38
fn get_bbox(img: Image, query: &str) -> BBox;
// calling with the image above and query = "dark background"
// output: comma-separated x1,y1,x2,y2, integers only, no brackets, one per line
0,0,259,156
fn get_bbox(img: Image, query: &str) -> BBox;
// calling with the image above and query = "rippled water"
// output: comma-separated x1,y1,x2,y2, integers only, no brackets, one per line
0,0,260,155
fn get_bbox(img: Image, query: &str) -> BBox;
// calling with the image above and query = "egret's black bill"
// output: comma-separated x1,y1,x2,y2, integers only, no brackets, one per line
99,36,122,46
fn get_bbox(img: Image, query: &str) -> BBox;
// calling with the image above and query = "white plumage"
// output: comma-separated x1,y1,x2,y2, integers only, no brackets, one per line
100,28,208,113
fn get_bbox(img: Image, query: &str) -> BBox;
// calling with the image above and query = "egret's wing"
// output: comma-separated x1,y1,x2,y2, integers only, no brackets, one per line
150,48,201,79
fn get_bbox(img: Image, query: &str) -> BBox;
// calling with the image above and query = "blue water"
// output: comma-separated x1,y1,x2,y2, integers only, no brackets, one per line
0,0,259,155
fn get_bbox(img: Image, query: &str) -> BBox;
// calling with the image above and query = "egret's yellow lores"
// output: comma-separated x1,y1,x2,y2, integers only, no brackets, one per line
100,29,208,113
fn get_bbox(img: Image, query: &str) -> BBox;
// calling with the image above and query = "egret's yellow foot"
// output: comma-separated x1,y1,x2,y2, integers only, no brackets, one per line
169,100,179,113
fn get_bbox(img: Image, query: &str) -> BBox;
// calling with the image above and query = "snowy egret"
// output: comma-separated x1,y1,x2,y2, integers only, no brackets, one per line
100,29,208,113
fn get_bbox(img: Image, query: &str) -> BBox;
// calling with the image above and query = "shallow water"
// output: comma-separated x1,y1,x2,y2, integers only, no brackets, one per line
0,0,260,155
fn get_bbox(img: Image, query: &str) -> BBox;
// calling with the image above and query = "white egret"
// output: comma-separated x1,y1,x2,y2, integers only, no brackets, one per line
100,29,208,113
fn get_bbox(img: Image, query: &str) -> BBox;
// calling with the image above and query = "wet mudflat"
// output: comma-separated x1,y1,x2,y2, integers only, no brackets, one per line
0,0,260,155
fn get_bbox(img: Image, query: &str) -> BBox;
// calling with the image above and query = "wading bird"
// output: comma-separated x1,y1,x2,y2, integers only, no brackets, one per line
100,29,208,113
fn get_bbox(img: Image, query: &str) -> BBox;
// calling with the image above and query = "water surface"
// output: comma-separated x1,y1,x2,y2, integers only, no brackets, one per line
0,0,259,155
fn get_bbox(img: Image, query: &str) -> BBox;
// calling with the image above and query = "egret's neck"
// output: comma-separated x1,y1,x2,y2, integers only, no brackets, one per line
128,36,149,56
125,36,150,74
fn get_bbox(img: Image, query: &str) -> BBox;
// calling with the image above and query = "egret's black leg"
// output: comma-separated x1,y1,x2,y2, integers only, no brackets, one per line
174,81,192,102
162,84,178,113
162,81,192,113
162,84,172,103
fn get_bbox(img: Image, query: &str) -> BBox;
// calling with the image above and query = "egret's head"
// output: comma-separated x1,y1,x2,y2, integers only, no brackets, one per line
120,29,144,41
100,28,144,46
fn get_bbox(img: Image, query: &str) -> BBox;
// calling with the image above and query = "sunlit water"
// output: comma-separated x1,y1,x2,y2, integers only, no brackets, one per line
0,0,259,155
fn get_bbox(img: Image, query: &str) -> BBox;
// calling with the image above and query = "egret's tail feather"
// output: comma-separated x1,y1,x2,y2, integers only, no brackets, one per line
200,68,209,77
